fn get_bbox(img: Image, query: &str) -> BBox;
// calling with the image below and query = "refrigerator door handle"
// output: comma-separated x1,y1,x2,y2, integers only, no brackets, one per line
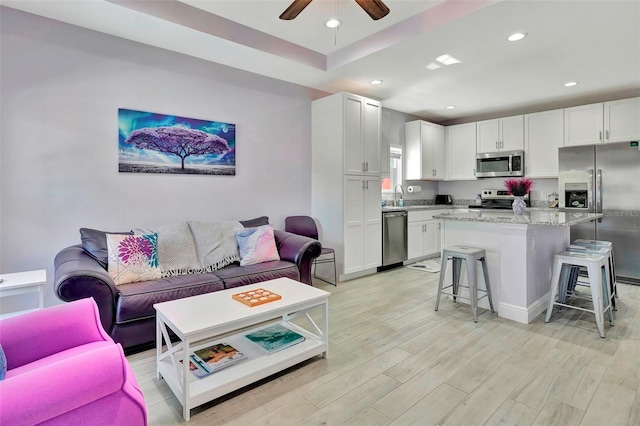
596,168,603,219
588,168,594,213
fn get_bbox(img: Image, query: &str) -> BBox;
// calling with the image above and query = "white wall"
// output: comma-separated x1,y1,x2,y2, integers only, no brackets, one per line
0,8,326,309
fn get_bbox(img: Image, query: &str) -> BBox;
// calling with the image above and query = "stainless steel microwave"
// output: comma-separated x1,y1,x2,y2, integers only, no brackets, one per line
475,150,525,178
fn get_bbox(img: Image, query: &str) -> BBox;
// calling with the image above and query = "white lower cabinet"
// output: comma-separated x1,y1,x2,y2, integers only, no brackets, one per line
343,175,382,275
407,210,442,261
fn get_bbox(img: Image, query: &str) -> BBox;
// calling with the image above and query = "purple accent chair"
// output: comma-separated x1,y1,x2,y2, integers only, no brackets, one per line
0,298,147,426
285,216,337,286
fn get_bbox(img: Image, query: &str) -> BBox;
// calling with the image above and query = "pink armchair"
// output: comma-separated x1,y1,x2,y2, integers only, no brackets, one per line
0,298,147,426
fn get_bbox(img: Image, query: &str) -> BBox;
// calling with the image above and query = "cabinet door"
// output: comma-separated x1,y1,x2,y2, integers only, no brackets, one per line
446,122,477,180
343,176,364,274
524,109,563,178
564,103,604,146
421,121,435,179
404,121,422,180
363,100,381,175
363,177,382,269
477,119,499,153
344,95,365,175
407,221,423,260
500,115,524,151
433,124,445,179
380,110,391,177
423,221,439,256
604,97,640,143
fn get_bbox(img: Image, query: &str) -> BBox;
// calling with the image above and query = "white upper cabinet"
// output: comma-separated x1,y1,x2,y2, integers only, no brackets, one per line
564,102,604,146
476,115,524,153
405,120,445,180
524,109,564,178
344,94,381,176
604,97,640,143
445,122,477,180
565,98,640,146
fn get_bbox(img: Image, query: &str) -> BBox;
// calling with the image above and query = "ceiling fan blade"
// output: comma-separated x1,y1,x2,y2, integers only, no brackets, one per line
279,0,314,20
354,0,390,20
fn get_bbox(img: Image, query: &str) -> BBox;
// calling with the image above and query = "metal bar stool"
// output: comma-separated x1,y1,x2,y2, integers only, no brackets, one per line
572,239,617,298
564,244,617,311
545,251,613,338
435,245,494,322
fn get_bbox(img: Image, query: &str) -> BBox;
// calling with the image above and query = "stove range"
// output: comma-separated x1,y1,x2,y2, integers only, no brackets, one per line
468,189,530,210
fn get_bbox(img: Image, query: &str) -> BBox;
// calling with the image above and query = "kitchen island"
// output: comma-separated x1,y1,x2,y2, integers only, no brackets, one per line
432,210,604,324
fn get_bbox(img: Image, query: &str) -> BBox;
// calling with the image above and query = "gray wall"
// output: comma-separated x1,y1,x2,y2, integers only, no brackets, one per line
0,8,325,309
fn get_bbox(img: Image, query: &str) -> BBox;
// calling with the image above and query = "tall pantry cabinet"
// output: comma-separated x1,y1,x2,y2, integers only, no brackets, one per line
312,92,382,281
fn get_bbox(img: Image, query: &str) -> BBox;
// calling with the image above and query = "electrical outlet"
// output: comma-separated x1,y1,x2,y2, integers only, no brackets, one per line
540,190,547,199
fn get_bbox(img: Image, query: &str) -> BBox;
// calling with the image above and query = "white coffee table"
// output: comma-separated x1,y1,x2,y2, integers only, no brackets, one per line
154,277,330,421
0,269,46,318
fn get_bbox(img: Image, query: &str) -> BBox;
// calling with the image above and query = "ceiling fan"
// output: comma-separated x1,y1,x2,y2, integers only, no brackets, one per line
280,0,390,21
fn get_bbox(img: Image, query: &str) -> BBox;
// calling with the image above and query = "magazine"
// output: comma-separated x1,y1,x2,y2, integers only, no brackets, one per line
244,323,305,354
188,343,247,377
180,358,210,379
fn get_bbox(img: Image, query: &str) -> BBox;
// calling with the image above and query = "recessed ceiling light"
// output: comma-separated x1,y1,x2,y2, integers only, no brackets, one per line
446,105,456,109
426,63,441,70
436,54,461,65
370,80,383,85
564,81,579,87
325,19,342,28
507,32,527,42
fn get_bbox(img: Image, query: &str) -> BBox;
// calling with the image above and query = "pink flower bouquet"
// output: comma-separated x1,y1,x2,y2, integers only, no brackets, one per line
504,178,533,196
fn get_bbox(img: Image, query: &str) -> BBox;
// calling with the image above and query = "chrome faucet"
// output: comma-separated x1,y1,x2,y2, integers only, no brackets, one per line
394,184,405,207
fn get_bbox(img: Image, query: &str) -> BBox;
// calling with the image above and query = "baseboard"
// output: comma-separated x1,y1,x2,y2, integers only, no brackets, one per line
498,292,549,324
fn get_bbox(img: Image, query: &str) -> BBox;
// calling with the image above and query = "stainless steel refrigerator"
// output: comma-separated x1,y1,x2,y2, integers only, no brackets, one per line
558,142,640,284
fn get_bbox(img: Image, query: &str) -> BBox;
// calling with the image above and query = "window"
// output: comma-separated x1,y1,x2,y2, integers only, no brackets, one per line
381,145,402,193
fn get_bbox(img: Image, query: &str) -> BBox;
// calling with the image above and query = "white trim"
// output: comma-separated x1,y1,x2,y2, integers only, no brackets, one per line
498,292,549,324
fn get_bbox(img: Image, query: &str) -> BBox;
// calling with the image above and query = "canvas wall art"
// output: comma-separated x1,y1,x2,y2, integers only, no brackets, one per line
118,108,236,175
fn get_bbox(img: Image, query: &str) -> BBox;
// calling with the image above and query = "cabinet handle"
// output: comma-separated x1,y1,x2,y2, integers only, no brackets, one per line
599,131,603,142
606,130,609,141
365,180,369,189
361,180,365,189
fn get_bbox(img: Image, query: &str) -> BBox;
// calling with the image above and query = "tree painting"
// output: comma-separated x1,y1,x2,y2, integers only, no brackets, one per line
118,109,236,175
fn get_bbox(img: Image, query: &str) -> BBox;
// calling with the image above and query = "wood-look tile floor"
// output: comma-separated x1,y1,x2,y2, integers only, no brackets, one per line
128,267,640,425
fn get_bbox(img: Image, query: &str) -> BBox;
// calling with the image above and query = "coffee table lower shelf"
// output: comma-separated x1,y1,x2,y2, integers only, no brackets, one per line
157,324,327,415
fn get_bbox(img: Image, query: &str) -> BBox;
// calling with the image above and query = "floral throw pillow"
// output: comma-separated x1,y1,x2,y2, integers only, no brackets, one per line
236,225,280,266
106,233,161,285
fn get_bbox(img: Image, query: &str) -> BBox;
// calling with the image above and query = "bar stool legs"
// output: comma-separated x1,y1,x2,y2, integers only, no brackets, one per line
435,246,494,323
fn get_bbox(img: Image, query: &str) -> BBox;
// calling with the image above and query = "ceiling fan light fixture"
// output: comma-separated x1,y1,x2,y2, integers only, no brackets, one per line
370,79,383,85
507,32,528,42
325,18,342,28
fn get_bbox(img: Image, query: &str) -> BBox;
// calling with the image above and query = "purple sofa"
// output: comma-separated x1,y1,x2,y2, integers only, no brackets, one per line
0,298,147,426
54,228,322,351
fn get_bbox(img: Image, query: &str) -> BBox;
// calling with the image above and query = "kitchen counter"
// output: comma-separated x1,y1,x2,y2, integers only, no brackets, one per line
382,205,465,212
434,210,603,226
437,209,604,325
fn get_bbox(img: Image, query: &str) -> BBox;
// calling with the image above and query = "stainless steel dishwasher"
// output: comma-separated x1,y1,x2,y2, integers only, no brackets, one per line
382,210,408,266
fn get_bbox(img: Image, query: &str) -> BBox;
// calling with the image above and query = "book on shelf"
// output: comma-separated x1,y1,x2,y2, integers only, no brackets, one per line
184,343,247,378
244,323,305,354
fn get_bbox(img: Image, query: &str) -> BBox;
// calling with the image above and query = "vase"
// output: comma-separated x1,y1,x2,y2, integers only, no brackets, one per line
512,196,526,215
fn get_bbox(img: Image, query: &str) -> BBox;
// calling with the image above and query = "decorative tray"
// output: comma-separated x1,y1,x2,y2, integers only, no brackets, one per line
232,288,281,307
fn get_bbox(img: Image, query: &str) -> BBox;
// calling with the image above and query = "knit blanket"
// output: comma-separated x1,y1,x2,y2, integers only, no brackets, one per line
136,221,242,277
188,220,242,272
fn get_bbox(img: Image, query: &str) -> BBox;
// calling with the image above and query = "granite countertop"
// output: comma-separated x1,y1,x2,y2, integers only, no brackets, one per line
433,210,604,226
382,205,466,212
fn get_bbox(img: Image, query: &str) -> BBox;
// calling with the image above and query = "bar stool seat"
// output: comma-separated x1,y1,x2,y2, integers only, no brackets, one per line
435,245,494,322
545,251,613,338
